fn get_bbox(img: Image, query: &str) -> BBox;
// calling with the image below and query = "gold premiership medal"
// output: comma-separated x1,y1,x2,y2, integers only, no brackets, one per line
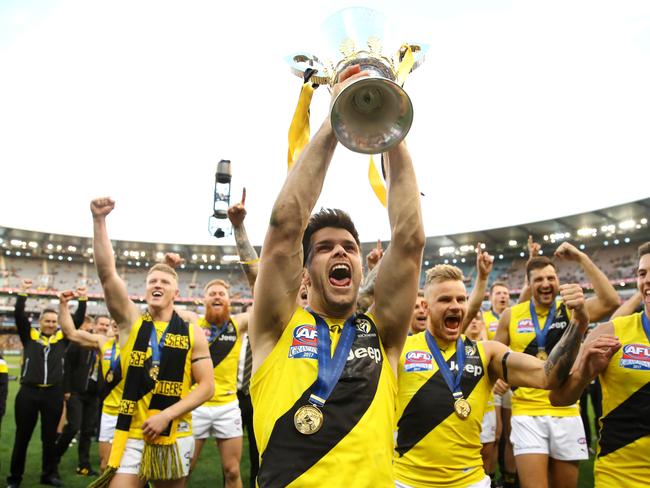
149,364,160,381
454,398,471,420
294,405,323,435
105,370,114,383
536,349,548,361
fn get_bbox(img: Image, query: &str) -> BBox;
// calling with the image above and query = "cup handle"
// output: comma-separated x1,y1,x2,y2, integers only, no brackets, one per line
285,52,330,84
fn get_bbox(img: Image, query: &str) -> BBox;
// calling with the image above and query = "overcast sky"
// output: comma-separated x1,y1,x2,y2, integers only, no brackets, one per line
1,0,649,246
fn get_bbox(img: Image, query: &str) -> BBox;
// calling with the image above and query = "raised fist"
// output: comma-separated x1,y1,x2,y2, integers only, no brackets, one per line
76,286,88,298
90,197,115,219
554,242,583,262
227,188,247,228
20,279,33,292
58,289,76,306
476,243,494,280
164,253,185,269
560,283,588,325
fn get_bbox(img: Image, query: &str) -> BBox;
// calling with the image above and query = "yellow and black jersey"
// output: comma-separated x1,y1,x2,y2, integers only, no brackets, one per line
99,337,124,416
394,333,492,487
120,317,194,439
196,316,241,406
483,309,500,340
595,312,650,487
250,307,396,487
508,300,578,416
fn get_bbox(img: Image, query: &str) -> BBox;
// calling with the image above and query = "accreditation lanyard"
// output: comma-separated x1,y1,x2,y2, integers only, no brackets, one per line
109,341,120,372
425,331,465,402
307,311,357,408
149,322,171,372
642,312,650,343
208,321,229,345
530,301,557,354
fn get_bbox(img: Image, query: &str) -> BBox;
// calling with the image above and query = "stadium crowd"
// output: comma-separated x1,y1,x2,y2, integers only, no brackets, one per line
1,67,648,488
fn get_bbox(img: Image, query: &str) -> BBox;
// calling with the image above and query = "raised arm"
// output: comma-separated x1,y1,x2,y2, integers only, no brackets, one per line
13,279,33,344
372,142,425,363
463,245,493,331
358,240,384,309
611,291,642,319
58,290,106,350
91,198,139,331
251,66,367,361
228,188,259,292
141,323,214,440
72,286,88,329
487,284,591,390
554,242,620,321
517,236,539,304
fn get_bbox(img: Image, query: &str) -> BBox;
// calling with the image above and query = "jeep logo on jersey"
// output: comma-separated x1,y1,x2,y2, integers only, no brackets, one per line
404,350,433,372
620,343,650,371
288,324,318,359
449,361,483,377
548,321,567,331
355,318,372,334
517,319,534,333
347,346,382,364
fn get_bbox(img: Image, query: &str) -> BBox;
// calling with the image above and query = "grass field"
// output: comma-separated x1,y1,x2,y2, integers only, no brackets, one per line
0,356,596,487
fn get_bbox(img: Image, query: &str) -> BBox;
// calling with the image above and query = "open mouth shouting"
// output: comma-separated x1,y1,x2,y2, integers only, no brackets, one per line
443,313,462,336
151,290,164,299
538,287,555,302
329,263,352,288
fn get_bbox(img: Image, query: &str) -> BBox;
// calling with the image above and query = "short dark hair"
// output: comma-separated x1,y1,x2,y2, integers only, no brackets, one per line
638,242,650,259
95,314,111,323
40,308,58,320
526,256,556,281
490,281,509,294
302,208,361,265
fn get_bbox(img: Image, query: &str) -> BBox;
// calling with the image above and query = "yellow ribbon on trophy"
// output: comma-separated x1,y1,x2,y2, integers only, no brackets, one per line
286,45,415,207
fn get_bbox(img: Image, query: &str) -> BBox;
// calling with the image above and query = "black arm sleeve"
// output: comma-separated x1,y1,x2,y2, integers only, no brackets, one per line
13,295,31,345
73,298,87,329
63,345,76,394
0,368,8,420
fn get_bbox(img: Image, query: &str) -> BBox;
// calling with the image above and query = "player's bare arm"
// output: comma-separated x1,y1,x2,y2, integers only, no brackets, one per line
58,290,107,350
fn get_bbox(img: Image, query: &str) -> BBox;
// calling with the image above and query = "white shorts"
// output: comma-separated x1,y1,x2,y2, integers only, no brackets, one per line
192,400,243,440
396,475,491,488
510,415,588,460
480,410,497,443
494,389,512,409
116,435,195,477
99,412,117,442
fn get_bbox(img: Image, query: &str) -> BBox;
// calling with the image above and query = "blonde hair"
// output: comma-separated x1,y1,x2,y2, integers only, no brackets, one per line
147,263,178,281
424,264,464,286
203,279,230,294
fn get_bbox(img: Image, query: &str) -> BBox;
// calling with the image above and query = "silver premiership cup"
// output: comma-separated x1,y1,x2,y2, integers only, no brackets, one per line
286,7,427,154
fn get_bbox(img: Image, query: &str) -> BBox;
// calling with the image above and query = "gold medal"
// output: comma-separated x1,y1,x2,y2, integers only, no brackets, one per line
105,370,114,383
294,405,323,435
454,398,471,420
149,364,160,381
536,349,548,361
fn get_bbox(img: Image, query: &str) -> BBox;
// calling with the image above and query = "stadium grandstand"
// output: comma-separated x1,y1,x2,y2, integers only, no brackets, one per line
1,198,647,354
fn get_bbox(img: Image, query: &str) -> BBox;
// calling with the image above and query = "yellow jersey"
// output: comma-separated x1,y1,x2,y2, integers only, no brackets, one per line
197,316,241,406
595,312,650,487
508,300,578,417
120,317,194,439
99,337,124,416
250,308,397,487
483,309,500,340
394,333,492,487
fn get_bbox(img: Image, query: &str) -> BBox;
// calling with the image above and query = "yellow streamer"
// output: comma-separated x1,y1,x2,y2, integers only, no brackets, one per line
368,156,387,207
396,45,415,86
287,82,315,170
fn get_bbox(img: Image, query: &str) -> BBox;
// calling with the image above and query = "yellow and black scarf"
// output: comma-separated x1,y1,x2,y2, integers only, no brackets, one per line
90,311,190,486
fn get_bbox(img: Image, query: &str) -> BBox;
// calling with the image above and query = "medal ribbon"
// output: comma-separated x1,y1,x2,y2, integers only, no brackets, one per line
149,322,171,370
530,300,557,353
425,331,465,400
641,312,650,343
208,321,229,345
490,308,501,320
109,340,120,373
307,311,357,408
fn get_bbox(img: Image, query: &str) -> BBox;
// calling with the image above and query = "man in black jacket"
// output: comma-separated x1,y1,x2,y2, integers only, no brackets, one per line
7,279,86,488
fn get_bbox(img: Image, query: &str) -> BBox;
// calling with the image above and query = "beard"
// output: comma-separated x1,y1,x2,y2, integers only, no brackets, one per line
204,302,231,325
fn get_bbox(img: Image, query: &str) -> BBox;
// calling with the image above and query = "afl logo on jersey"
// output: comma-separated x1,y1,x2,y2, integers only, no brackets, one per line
404,350,433,372
288,324,318,359
620,343,650,370
517,319,534,333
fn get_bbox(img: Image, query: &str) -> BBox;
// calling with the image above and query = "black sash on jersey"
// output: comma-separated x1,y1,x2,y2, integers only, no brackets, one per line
257,314,382,488
99,359,122,402
207,319,238,368
599,380,650,457
521,303,571,356
396,337,484,456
